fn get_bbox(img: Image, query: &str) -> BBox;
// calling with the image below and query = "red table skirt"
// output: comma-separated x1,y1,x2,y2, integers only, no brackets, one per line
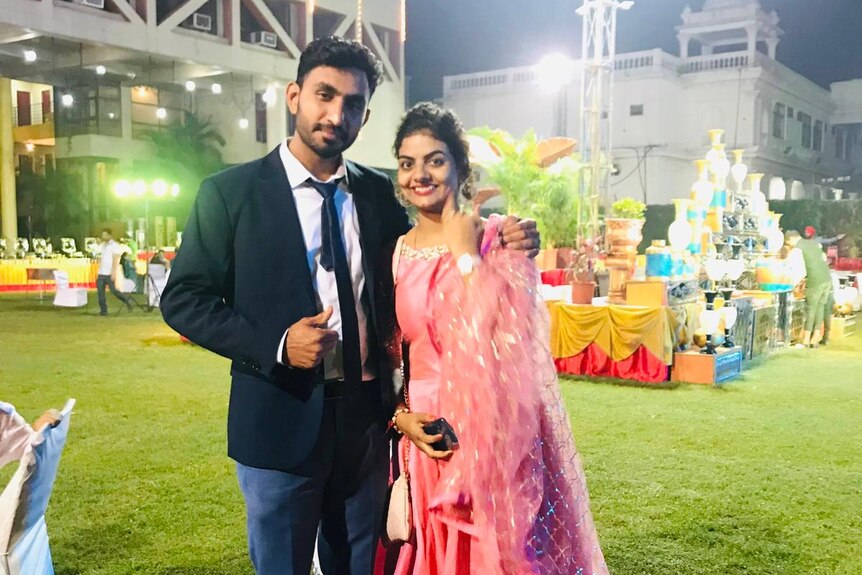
540,269,568,287
0,282,95,293
555,342,669,383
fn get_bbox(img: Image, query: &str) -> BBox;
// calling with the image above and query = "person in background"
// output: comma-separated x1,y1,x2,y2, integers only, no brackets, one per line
96,228,133,316
149,249,171,271
785,230,832,348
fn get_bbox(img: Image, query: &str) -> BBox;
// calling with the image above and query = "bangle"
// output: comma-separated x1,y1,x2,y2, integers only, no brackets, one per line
390,408,410,434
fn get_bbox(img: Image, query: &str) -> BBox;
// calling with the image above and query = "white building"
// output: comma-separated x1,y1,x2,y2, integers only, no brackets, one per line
0,0,406,249
442,0,862,207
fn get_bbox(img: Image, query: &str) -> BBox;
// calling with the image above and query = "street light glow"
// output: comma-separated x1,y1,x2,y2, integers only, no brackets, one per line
152,179,168,197
61,94,74,107
133,180,147,197
238,118,249,130
537,53,575,92
114,179,180,199
23,50,37,63
114,180,131,198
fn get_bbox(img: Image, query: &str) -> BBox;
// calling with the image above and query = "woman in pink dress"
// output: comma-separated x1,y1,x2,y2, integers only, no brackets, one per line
388,103,608,575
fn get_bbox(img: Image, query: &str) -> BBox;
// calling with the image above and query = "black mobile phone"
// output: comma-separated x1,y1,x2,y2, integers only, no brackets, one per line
423,418,459,452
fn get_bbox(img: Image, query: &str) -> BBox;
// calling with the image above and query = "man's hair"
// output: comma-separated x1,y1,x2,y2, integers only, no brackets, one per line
785,230,801,241
101,227,113,236
297,36,383,95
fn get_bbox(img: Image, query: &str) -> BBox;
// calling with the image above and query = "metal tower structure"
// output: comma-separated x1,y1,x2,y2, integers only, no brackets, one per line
577,0,633,239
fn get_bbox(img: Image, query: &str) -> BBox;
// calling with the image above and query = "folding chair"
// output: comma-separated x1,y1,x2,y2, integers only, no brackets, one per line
0,400,75,575
52,271,87,308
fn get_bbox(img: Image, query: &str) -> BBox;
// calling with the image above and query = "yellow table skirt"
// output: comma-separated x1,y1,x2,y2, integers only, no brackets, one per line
548,302,698,365
0,258,98,291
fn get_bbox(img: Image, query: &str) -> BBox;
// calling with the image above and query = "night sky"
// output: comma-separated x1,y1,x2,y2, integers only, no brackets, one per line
404,0,862,104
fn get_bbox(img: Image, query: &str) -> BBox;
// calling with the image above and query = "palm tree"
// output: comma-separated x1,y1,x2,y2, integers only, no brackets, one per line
145,112,227,222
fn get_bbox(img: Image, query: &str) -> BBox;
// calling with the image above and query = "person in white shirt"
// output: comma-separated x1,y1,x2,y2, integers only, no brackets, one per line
96,228,133,316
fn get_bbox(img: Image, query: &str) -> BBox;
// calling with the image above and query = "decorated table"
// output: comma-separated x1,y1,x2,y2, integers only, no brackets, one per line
0,259,98,292
548,302,699,383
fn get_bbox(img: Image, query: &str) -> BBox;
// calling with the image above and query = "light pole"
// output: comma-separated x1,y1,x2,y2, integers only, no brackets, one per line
577,0,633,239
113,178,180,249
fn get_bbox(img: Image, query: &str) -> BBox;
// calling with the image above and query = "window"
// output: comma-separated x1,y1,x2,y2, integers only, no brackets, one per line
800,112,812,149
772,103,785,139
787,106,794,118
255,92,267,144
814,120,823,151
629,104,644,116
836,129,844,159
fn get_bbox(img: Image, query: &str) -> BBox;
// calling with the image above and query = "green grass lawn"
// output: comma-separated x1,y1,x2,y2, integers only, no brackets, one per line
1,294,860,574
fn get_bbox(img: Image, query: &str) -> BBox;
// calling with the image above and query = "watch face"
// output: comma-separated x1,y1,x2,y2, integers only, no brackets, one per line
456,253,475,275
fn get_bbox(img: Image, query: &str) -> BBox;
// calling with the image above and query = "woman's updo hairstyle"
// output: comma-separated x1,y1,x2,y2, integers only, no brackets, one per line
393,102,474,199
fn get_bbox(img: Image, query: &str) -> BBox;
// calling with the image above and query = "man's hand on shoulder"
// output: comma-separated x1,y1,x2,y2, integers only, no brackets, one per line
284,307,339,369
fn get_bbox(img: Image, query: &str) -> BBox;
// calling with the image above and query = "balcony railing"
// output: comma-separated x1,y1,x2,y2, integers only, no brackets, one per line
12,103,54,127
680,51,750,73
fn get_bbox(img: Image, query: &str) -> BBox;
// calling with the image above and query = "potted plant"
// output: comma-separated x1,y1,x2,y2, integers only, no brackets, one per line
568,236,602,304
606,198,646,304
468,128,585,270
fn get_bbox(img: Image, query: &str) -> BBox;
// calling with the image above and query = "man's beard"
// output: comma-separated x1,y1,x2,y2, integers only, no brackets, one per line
296,116,356,159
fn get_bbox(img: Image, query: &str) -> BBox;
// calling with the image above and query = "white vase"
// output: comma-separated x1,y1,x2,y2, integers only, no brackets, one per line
669,198,694,252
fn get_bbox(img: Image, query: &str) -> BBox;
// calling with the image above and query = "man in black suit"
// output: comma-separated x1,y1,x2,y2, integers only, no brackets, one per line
161,36,539,575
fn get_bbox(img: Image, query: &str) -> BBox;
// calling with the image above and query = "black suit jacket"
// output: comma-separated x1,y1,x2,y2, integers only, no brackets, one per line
161,146,410,471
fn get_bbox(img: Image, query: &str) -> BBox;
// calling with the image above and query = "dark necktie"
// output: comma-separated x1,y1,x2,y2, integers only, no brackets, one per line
306,179,362,383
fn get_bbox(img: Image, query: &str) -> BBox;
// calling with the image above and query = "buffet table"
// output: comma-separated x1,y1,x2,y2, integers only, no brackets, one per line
548,302,697,383
0,258,98,292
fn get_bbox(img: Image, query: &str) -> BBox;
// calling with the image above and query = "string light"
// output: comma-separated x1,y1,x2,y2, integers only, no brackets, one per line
156,107,167,119
238,118,249,130
400,0,406,43
61,94,74,107
23,50,36,63
355,0,363,43
95,65,106,75
211,83,222,95
185,80,196,92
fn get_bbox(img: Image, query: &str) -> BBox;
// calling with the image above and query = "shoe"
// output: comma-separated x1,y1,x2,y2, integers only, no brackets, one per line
125,300,134,311
820,339,829,346
99,311,108,316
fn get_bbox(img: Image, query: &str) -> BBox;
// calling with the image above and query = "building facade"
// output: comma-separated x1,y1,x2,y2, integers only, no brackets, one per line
0,0,406,251
442,0,862,208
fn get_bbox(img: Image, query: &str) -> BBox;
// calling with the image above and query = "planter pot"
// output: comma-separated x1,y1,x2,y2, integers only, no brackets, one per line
538,247,574,270
570,281,596,305
605,218,644,304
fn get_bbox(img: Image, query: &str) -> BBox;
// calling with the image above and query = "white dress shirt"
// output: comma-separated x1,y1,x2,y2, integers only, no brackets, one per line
276,140,375,381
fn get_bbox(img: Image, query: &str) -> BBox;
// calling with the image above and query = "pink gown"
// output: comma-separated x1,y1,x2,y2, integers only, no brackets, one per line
391,217,608,575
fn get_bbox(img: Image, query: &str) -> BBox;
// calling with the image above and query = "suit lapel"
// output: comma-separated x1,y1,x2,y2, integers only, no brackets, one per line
258,147,317,311
346,161,381,331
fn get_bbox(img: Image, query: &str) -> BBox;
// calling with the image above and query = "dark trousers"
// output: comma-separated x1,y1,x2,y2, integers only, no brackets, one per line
96,274,130,313
236,381,389,575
